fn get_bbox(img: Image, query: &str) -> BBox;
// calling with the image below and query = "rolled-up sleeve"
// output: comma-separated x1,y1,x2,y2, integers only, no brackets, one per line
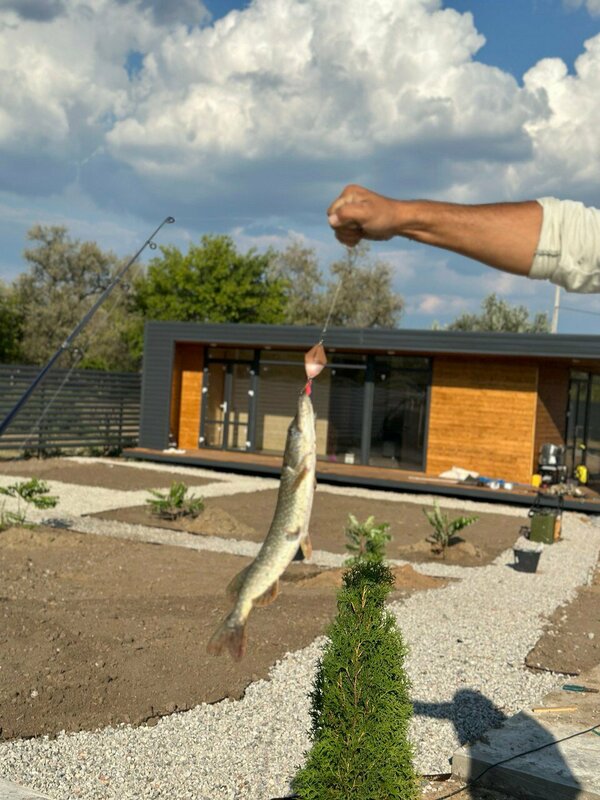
530,197,600,292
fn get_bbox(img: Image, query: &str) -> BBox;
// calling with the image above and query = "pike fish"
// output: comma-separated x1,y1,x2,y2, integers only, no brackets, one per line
207,390,317,661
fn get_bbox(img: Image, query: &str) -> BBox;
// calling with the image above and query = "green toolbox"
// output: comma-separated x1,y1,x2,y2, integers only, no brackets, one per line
529,509,561,544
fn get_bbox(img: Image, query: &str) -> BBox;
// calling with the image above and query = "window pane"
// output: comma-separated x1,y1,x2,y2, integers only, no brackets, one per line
585,376,600,478
369,357,430,469
325,366,364,464
255,361,308,454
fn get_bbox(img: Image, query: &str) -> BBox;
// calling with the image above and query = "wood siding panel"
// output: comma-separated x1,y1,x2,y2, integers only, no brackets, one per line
534,364,569,463
426,358,538,484
173,343,204,449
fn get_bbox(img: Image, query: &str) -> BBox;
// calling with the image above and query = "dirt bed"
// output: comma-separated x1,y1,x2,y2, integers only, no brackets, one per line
0,458,220,491
526,548,600,675
0,525,447,742
95,489,524,567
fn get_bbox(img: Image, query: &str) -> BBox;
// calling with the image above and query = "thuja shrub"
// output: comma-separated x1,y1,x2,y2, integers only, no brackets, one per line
292,560,418,800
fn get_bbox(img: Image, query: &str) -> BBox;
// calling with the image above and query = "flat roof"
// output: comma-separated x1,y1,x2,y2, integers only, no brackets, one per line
145,321,600,361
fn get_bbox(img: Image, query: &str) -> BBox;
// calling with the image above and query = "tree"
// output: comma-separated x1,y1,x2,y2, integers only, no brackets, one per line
274,241,404,328
292,559,417,800
270,239,327,325
326,245,404,329
14,225,141,371
447,293,550,333
0,281,23,363
133,234,287,326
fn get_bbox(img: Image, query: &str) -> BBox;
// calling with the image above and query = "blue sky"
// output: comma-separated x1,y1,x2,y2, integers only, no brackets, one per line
1,0,600,333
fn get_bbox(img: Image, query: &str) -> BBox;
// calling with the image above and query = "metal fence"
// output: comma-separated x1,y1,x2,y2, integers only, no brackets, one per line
0,364,141,453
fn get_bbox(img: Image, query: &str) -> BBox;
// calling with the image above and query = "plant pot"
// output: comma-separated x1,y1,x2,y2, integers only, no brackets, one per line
513,548,541,573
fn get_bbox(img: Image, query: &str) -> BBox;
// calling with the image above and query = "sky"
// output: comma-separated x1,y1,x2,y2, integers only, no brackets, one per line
1,0,600,333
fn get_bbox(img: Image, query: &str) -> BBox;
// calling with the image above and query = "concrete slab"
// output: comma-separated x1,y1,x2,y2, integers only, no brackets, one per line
452,711,600,800
0,778,51,800
453,665,600,799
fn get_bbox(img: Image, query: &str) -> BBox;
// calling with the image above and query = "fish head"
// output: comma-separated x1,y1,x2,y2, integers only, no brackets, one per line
284,391,316,466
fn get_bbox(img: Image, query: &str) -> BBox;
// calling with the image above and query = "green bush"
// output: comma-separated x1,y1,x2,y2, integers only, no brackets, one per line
292,558,418,800
344,513,391,566
145,481,204,520
0,478,59,530
423,500,478,557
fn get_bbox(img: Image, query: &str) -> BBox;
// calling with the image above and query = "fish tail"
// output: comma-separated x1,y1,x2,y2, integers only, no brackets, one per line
207,614,247,661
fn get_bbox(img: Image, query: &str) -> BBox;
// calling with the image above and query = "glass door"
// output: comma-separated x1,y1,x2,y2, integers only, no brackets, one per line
199,354,257,451
565,372,600,479
565,373,589,473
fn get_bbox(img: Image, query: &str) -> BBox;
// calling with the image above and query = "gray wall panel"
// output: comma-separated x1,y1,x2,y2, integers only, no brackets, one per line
139,323,174,449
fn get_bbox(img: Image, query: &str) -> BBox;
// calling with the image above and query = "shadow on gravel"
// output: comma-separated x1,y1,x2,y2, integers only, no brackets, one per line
413,688,581,798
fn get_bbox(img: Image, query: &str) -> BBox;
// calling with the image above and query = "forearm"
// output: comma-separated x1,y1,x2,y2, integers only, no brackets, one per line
327,185,542,277
393,199,543,277
329,185,600,292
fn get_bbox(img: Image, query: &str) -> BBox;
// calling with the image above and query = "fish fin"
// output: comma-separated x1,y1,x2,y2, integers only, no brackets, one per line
226,564,252,601
300,533,312,560
285,526,302,541
207,616,247,661
254,578,280,607
292,464,311,490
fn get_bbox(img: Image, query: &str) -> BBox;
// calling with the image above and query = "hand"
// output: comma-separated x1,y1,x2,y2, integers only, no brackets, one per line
327,185,402,247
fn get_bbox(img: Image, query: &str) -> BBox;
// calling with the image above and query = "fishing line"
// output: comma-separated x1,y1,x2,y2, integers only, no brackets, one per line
2,261,140,461
14,349,85,456
303,246,352,393
0,216,175,454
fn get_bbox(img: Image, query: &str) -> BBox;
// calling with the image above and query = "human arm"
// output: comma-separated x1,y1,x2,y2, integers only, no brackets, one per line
327,184,542,277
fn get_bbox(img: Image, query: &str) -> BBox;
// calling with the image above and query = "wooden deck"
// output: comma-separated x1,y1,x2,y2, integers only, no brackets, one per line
123,446,600,514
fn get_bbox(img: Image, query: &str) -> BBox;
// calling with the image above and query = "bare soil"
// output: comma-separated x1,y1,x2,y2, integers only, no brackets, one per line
0,457,219,491
0,457,597,799
94,488,523,567
0,525,447,742
526,540,600,675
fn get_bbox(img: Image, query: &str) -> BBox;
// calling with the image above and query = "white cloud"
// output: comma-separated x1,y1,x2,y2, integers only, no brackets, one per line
1,0,600,220
106,0,541,176
563,0,600,17
519,37,600,200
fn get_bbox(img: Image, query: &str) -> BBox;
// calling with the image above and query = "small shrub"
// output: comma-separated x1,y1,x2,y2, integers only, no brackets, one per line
0,478,59,530
344,513,391,566
423,500,478,557
146,481,204,520
292,560,418,800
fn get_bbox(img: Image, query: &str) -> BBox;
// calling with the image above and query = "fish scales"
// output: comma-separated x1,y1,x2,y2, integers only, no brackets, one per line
207,391,316,660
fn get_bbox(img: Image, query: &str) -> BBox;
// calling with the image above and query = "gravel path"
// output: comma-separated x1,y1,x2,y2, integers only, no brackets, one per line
1,460,599,799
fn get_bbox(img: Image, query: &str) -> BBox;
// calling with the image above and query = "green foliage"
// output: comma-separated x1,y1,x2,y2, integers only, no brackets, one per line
0,478,59,530
326,245,404,329
14,225,141,370
423,500,478,556
344,513,391,566
446,293,550,333
272,241,403,328
146,481,204,520
133,235,287,330
0,282,23,363
292,560,418,800
270,239,327,325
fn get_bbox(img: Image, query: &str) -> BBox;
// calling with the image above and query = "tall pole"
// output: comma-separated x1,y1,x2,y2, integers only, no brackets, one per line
0,216,175,438
551,285,560,333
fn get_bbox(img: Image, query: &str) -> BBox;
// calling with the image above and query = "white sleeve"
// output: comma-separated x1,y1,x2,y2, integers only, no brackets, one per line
529,197,600,293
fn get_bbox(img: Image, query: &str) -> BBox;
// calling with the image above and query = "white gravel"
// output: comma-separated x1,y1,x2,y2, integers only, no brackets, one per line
1,460,599,799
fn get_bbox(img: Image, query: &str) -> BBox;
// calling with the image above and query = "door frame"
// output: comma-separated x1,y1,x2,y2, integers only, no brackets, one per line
199,350,260,451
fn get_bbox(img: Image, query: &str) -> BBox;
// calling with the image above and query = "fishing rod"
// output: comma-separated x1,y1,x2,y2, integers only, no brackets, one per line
0,215,175,439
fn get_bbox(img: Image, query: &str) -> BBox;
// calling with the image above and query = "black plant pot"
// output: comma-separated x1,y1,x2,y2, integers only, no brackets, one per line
513,548,541,573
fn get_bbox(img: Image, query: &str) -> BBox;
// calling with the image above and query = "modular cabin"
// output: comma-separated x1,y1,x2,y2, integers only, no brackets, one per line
131,322,600,493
